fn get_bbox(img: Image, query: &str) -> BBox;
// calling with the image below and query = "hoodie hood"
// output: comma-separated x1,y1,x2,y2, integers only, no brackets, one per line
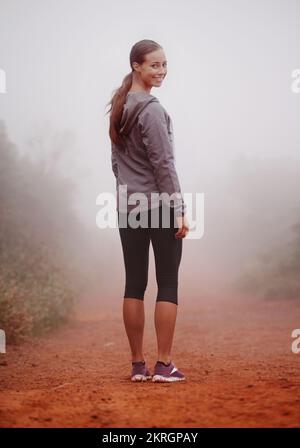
119,91,159,136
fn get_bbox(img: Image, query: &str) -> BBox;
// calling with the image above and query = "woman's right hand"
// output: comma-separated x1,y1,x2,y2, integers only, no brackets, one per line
175,214,189,239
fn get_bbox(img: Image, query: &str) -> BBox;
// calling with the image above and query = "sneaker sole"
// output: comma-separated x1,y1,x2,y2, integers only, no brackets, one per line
131,374,152,382
152,374,186,382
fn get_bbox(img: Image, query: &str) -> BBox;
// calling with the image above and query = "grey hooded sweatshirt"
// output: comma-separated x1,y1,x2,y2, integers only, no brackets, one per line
111,91,186,217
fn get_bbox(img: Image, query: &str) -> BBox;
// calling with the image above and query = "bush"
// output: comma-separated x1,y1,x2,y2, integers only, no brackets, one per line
0,121,82,343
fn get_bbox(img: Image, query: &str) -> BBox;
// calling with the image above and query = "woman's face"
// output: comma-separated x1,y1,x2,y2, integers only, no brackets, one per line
134,48,167,88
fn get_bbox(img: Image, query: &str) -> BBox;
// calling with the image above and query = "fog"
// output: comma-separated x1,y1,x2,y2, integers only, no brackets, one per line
1,0,300,313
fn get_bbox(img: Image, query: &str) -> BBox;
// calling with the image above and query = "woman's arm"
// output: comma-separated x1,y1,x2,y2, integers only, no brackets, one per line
111,143,118,179
138,101,186,218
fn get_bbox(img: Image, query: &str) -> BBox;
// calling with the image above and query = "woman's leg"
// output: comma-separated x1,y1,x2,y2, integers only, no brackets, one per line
154,301,177,364
150,206,183,364
123,298,145,363
118,211,150,363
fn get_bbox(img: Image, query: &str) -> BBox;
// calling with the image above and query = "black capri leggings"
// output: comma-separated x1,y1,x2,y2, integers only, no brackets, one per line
117,205,183,305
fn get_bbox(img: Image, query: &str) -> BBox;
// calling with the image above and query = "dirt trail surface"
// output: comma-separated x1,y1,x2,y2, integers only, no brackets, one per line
0,293,300,427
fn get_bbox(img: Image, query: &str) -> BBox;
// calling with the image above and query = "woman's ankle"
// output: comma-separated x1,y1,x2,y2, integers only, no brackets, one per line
157,357,171,365
131,357,145,363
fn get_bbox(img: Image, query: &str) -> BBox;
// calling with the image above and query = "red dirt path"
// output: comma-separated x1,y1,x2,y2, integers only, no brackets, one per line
0,293,300,427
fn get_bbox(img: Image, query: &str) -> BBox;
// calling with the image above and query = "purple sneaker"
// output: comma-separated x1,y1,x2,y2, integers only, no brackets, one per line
152,361,186,382
131,361,152,382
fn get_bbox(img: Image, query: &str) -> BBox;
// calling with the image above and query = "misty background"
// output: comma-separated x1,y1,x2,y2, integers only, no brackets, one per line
1,0,300,327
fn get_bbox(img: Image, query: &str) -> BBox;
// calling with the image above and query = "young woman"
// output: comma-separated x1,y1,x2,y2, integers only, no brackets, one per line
107,39,189,382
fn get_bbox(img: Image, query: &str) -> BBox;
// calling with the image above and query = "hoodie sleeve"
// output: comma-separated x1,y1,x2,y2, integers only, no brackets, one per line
111,143,118,180
138,101,186,217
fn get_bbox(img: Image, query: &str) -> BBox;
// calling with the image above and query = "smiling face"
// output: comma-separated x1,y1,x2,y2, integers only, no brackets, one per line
132,48,167,90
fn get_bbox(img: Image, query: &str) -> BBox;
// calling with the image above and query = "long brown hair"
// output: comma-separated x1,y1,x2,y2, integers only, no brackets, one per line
105,39,162,149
